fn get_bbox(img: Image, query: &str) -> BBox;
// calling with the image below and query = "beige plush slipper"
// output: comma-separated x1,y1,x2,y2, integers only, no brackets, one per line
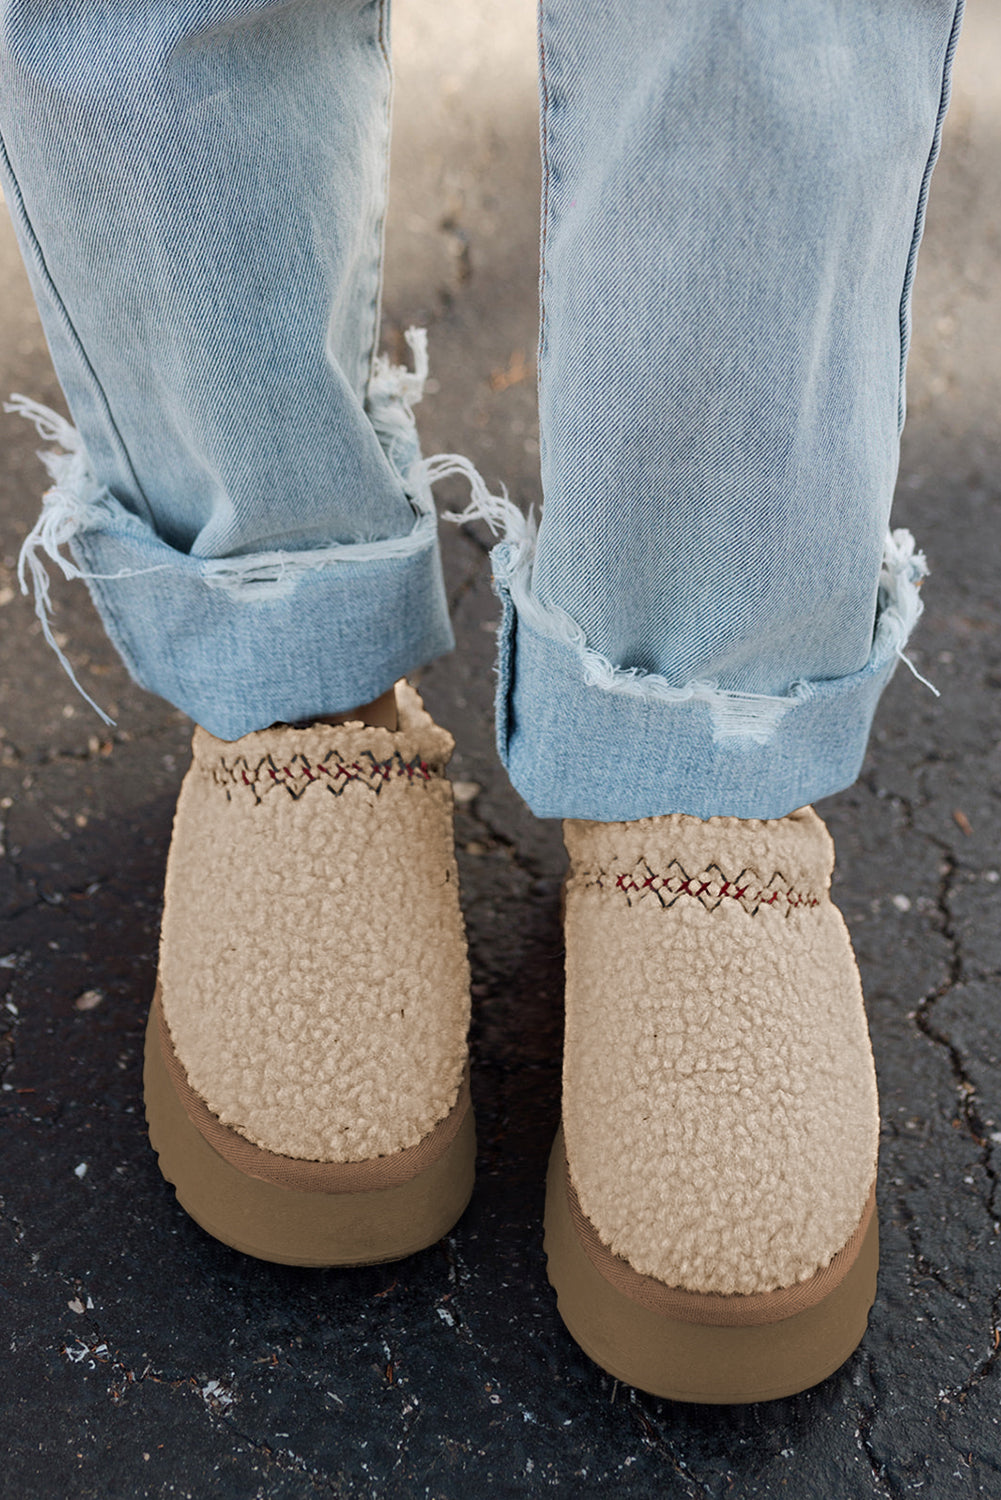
145,681,475,1266
546,808,879,1403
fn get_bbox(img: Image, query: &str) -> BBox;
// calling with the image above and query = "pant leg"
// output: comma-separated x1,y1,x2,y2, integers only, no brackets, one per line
489,0,964,821
0,0,453,738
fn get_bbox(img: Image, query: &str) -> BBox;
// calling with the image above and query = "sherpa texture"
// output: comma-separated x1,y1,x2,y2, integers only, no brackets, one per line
562,807,879,1296
159,682,470,1163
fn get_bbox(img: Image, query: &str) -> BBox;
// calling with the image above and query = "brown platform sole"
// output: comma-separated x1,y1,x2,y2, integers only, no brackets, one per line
143,1003,476,1267
544,1129,878,1403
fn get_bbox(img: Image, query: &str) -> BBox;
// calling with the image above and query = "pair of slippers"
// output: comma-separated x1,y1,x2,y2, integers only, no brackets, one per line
146,682,878,1404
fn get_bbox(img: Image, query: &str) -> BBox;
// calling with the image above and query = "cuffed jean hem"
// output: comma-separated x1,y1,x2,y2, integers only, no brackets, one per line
72,507,455,739
490,529,929,824
11,333,456,738
11,394,455,741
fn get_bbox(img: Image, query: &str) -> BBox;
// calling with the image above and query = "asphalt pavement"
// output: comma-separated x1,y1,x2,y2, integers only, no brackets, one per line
1,3,999,1495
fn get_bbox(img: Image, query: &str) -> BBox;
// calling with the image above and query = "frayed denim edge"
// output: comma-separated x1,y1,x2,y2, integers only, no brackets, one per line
445,483,934,748
9,333,935,743
5,328,448,724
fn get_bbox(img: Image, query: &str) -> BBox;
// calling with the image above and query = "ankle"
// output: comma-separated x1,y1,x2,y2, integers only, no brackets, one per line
204,685,400,743
309,684,398,732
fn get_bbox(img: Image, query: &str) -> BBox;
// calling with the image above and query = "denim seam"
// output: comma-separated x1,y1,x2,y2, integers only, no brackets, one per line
896,0,966,433
0,130,154,530
536,0,553,383
364,0,395,397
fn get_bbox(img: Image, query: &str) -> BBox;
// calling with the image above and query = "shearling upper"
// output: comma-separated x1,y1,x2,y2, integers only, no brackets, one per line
159,682,470,1163
562,807,879,1296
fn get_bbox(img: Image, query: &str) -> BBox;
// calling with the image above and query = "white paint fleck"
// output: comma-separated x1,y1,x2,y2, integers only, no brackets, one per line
67,1298,85,1314
74,989,103,1011
74,1162,88,1179
451,781,482,806
892,893,912,912
200,1378,235,1410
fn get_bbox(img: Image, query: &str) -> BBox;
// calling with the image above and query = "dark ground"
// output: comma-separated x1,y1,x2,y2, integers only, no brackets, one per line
1,3,1000,1496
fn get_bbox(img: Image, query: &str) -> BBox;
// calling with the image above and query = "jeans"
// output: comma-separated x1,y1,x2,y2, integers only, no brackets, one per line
0,0,964,822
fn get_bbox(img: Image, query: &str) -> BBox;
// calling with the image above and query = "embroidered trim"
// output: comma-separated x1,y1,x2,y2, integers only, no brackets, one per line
211,750,442,805
590,860,821,917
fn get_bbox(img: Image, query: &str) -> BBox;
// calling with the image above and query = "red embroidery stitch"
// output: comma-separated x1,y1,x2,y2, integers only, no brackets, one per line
217,749,441,804
606,863,820,915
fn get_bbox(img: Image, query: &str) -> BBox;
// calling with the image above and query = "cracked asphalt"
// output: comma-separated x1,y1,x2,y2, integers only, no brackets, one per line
1,3,999,1496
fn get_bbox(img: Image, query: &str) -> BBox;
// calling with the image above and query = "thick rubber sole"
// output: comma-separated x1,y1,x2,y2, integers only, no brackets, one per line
543,1130,878,1403
144,1006,477,1267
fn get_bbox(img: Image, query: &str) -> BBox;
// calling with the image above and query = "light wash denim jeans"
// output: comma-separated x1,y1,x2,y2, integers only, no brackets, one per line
0,1,964,822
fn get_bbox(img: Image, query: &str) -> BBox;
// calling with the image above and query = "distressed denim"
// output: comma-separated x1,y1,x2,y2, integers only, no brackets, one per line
0,0,964,821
